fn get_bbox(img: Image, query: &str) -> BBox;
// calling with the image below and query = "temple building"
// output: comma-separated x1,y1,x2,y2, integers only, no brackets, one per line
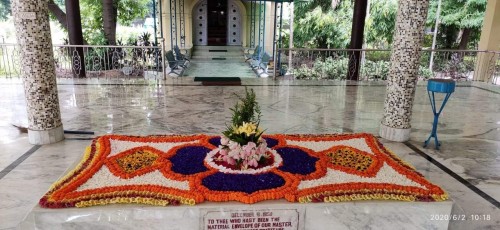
159,0,286,56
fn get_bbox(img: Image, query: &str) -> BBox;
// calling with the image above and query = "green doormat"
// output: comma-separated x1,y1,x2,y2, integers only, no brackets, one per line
194,77,241,81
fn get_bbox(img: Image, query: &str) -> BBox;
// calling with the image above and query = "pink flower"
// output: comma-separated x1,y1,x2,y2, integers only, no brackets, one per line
219,148,228,156
221,136,230,146
228,141,239,150
248,158,258,168
258,142,267,154
215,137,271,170
241,142,256,158
228,149,240,159
244,142,257,152
224,156,236,165
239,150,247,159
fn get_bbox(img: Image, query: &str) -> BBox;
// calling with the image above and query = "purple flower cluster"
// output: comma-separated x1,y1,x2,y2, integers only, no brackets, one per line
263,137,279,148
276,147,318,175
208,137,221,147
169,146,210,175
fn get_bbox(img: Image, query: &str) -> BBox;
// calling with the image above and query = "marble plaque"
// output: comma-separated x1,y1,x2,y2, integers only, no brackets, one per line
19,200,452,230
203,208,300,230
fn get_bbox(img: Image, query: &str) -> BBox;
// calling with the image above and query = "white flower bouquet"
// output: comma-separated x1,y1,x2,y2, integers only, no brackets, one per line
218,88,270,170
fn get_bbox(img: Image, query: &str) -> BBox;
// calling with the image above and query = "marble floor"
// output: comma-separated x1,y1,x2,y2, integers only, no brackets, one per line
0,77,499,229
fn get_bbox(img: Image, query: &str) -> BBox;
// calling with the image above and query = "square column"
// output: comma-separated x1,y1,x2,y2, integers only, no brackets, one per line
379,0,430,142
474,0,500,82
11,0,64,144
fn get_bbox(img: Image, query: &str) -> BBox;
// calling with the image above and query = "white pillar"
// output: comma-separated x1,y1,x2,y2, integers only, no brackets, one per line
12,0,64,144
473,0,500,82
379,0,430,142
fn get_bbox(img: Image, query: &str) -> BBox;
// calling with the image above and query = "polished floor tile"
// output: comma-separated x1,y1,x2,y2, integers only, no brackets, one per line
0,78,498,229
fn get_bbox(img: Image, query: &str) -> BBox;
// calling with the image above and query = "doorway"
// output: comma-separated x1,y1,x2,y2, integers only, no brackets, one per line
207,0,228,46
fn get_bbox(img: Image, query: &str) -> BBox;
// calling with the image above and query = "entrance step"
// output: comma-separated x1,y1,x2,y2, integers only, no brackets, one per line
191,55,244,59
190,57,246,63
185,46,257,78
191,46,244,59
192,46,243,51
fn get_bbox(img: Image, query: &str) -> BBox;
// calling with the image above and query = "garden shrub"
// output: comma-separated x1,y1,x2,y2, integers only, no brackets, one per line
292,57,433,80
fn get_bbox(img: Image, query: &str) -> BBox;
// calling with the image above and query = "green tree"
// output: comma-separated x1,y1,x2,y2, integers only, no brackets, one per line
293,0,397,49
294,0,353,48
47,0,149,45
0,0,11,21
365,0,397,48
427,0,487,49
85,0,149,44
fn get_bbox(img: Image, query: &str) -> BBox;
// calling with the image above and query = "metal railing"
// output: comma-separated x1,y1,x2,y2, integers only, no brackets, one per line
277,48,500,84
1,44,165,79
0,43,21,78
54,44,164,79
2,43,500,85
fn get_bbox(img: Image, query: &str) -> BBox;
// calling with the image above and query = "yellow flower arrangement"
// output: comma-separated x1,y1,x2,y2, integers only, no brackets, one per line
234,122,262,136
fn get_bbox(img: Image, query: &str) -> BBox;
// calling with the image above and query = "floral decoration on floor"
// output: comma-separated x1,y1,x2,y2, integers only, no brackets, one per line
39,133,448,208
40,89,447,208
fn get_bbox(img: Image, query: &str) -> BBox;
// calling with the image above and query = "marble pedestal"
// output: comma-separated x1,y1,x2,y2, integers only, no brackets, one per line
28,126,64,145
379,123,411,142
19,200,453,230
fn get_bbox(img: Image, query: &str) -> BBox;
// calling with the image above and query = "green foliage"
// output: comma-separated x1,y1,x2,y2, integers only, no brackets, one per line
139,32,151,46
362,60,390,80
293,0,398,49
365,51,391,62
314,57,349,80
223,88,263,145
427,0,486,29
292,57,434,81
289,0,486,50
294,57,349,80
419,66,434,79
230,88,261,128
294,64,320,80
116,0,150,24
366,0,398,48
78,0,150,44
293,1,353,48
426,0,487,49
0,0,10,21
